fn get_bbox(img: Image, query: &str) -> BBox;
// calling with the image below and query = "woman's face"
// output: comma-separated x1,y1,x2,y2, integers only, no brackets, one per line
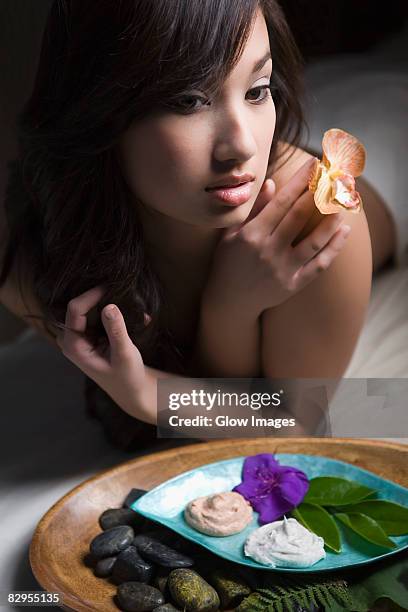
117,9,276,229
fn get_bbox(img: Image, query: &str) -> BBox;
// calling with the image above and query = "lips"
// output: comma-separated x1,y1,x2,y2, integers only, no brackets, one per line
207,181,249,191
206,173,255,190
206,182,254,206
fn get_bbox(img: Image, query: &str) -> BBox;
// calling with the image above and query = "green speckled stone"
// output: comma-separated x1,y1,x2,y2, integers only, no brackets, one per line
168,569,220,612
208,568,251,609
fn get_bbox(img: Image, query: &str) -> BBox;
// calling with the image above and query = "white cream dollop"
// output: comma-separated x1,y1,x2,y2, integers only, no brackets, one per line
244,517,326,568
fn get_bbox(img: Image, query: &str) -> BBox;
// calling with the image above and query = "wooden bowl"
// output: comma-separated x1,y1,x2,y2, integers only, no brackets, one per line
30,437,408,611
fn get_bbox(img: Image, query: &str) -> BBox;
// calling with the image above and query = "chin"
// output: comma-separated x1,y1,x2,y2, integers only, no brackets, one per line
212,207,252,229
232,199,256,220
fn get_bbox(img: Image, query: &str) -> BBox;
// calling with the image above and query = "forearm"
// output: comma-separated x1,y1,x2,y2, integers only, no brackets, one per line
132,365,248,431
191,297,262,377
130,364,185,425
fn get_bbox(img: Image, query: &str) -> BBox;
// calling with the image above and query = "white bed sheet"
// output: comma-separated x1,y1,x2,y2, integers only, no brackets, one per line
345,267,408,378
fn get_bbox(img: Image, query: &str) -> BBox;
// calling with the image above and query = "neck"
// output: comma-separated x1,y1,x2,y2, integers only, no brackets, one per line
137,204,223,281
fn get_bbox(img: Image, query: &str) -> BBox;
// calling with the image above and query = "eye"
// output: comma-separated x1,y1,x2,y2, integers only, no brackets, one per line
246,84,273,104
167,82,276,115
172,93,210,114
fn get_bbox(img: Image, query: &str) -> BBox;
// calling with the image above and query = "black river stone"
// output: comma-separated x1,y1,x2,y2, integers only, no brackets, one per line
152,605,181,611
153,567,171,595
133,535,194,568
144,529,198,556
112,545,155,584
90,525,134,559
116,582,164,612
123,488,148,509
94,555,117,577
99,508,145,531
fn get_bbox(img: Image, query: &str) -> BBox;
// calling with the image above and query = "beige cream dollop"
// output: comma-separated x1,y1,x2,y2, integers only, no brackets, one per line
184,491,253,536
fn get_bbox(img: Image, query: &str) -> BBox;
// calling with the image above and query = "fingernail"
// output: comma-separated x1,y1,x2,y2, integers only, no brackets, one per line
104,305,116,320
342,224,351,237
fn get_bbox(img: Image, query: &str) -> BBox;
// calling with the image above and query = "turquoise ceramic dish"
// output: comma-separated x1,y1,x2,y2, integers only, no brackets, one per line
131,454,408,572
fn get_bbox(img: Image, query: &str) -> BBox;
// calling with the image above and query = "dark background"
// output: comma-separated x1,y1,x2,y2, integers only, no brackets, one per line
281,0,408,58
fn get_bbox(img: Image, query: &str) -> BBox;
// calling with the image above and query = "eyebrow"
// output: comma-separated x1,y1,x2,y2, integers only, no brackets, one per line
252,51,272,74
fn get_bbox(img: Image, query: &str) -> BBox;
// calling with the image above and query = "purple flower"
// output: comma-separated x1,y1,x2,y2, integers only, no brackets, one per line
232,454,309,524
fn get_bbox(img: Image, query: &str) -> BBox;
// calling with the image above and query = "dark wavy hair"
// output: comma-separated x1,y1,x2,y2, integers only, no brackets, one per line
0,0,306,374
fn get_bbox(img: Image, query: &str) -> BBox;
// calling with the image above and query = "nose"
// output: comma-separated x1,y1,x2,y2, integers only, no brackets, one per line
212,106,257,164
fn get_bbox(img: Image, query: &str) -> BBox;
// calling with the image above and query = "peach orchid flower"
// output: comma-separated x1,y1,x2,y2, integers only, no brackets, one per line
309,128,366,214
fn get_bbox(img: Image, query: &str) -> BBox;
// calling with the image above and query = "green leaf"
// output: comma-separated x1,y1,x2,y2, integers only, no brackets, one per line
347,553,408,611
292,502,341,553
304,476,376,505
335,500,408,535
335,512,397,549
236,576,353,612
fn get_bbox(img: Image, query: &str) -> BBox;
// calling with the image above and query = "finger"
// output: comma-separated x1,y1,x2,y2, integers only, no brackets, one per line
58,325,110,376
270,189,322,250
65,285,107,333
62,285,107,359
102,304,135,364
222,178,275,240
291,224,351,289
58,321,109,371
245,178,276,223
291,214,346,267
248,157,317,234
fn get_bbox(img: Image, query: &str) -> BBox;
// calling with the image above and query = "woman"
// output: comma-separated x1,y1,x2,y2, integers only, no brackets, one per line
0,0,381,428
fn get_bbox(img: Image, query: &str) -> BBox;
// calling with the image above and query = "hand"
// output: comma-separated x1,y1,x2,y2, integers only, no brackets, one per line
203,158,351,318
56,286,152,422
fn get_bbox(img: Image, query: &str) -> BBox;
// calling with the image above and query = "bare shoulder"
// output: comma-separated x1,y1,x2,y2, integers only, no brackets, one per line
261,141,373,378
